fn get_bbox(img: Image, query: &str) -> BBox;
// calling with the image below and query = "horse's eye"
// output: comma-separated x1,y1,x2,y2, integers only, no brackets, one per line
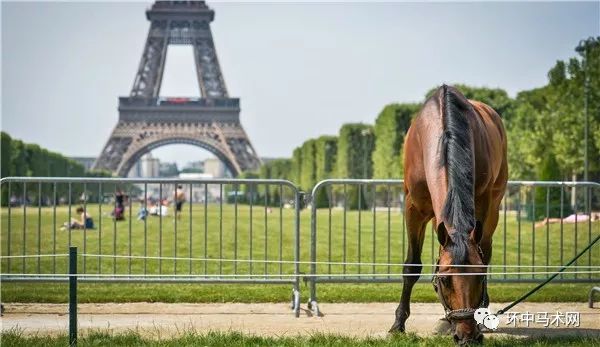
440,276,451,286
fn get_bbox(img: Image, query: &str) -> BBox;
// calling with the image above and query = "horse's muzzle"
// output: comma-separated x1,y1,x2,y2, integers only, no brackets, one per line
454,331,484,345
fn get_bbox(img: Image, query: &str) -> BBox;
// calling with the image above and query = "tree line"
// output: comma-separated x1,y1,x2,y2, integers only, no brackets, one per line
1,132,111,205
256,37,600,211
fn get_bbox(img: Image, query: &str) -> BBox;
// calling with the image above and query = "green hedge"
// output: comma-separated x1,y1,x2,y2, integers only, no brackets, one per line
291,147,302,186
314,136,337,207
336,124,374,210
372,103,419,179
1,131,111,205
300,139,317,191
337,123,374,179
258,159,293,206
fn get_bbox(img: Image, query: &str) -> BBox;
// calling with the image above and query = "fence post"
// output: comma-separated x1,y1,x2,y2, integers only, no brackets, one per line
69,246,78,346
293,187,301,318
308,189,320,316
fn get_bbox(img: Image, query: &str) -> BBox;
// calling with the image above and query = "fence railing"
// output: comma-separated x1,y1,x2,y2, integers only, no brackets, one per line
0,177,302,314
1,177,599,316
306,179,600,309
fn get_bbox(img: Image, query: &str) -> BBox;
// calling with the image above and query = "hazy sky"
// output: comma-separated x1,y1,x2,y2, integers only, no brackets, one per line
2,1,599,167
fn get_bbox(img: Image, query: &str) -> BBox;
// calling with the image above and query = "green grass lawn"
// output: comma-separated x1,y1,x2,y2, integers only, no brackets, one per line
2,330,599,347
1,200,599,303
1,282,595,303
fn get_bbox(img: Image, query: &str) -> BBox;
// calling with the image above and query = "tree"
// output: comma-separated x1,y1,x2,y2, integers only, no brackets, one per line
291,147,302,186
10,139,28,177
300,139,317,191
372,103,419,179
1,132,12,204
337,123,374,179
1,132,12,178
506,88,552,180
531,155,573,220
314,136,337,207
264,159,293,205
315,136,337,181
507,37,600,181
258,159,293,205
336,124,374,209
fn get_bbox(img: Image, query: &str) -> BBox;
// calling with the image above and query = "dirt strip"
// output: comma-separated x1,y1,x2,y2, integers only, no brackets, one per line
2,302,599,339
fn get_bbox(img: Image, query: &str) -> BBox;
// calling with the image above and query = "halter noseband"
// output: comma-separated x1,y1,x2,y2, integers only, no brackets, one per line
432,245,488,321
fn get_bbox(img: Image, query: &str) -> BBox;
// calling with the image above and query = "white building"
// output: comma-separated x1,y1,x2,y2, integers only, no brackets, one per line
140,153,160,177
178,172,219,202
203,158,226,178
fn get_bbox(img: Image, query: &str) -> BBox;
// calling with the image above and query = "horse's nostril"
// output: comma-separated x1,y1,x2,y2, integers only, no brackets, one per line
453,334,460,343
476,333,484,343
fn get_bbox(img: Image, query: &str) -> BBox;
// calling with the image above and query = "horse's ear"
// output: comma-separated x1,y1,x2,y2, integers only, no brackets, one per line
437,222,449,246
470,221,483,244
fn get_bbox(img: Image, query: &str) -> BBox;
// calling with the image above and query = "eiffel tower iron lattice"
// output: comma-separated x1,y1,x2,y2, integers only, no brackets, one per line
93,1,261,176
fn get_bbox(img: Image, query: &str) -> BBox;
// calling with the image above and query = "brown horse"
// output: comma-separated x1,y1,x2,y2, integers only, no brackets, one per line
389,85,507,344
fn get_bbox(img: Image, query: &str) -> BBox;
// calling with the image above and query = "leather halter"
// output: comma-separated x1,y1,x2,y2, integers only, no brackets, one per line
432,245,488,321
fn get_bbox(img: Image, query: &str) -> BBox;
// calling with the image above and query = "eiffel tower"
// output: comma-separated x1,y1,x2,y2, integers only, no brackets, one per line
93,1,261,176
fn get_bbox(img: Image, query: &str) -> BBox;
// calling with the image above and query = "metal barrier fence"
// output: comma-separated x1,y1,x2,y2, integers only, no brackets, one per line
2,177,599,317
307,179,600,311
0,177,302,315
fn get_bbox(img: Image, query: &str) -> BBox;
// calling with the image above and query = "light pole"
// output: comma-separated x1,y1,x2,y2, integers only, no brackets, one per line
576,38,591,182
360,128,371,179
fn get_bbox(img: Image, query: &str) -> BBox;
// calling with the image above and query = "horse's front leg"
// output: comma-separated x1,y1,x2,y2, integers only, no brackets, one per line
389,199,430,333
480,219,497,308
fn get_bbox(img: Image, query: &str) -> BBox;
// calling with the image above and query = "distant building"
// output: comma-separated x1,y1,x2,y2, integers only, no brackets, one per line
142,154,161,177
128,161,142,178
179,172,213,179
70,157,96,171
203,158,226,178
177,173,217,203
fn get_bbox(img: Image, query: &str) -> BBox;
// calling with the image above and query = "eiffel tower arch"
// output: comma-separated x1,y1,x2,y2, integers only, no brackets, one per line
93,1,261,177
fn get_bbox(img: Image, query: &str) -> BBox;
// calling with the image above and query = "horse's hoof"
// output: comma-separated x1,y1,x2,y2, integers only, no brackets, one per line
433,318,453,335
388,321,405,334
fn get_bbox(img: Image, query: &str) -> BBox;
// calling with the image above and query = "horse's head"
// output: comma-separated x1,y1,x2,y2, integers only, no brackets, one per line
434,222,486,345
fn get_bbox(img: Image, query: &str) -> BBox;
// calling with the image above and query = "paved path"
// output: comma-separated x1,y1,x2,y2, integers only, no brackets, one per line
2,302,599,339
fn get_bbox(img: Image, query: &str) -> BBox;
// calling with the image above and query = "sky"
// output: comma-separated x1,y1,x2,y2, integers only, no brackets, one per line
2,1,599,168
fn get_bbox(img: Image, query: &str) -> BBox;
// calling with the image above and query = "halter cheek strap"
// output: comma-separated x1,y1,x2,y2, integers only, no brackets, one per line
432,246,488,321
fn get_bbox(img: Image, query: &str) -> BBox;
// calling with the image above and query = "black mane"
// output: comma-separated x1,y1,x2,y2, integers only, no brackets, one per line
438,85,475,264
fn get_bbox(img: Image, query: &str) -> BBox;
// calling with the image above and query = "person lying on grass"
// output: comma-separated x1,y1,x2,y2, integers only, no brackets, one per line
61,207,94,230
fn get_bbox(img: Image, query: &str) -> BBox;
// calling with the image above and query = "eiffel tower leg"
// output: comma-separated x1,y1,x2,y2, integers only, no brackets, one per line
92,122,134,173
130,20,168,98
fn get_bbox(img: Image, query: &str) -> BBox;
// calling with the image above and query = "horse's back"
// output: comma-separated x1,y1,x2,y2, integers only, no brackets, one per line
402,89,508,220
468,100,508,197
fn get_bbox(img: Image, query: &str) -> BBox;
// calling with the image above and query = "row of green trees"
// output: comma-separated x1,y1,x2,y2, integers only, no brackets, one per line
1,132,111,205
1,132,88,178
257,37,600,211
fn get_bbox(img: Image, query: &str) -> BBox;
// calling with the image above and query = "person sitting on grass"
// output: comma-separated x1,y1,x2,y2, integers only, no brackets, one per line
61,207,94,230
137,199,149,220
112,189,127,221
